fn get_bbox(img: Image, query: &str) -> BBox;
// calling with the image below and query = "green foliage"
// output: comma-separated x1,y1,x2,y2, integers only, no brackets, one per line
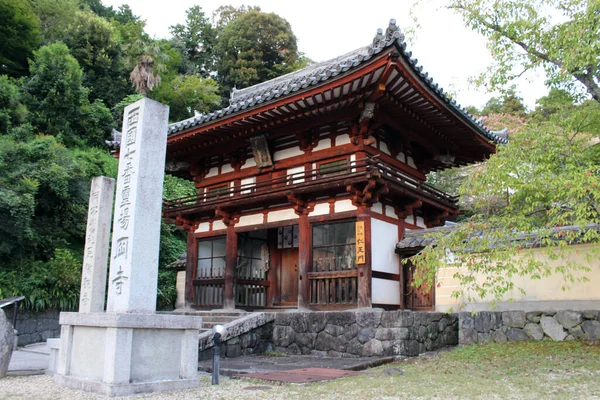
31,0,80,44
451,0,600,103
480,88,527,116
0,75,27,134
150,74,220,122
415,107,600,304
169,6,216,76
214,9,300,101
61,10,131,107
23,42,113,147
156,269,177,311
0,0,41,77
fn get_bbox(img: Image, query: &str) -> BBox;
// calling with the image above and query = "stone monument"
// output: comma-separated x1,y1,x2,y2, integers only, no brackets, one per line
79,176,114,313
54,98,203,396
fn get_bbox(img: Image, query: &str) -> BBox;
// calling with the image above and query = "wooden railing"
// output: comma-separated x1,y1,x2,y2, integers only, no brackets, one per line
309,270,358,305
193,278,224,307
163,157,457,215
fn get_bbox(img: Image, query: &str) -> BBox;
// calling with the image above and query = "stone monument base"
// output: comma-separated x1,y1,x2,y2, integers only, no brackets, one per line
54,312,203,397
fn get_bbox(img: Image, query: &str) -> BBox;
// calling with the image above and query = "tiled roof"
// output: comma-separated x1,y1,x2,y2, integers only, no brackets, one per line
396,224,600,252
165,253,186,270
167,19,507,145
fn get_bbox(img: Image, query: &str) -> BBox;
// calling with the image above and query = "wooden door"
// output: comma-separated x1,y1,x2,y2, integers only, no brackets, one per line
404,260,434,310
279,248,299,305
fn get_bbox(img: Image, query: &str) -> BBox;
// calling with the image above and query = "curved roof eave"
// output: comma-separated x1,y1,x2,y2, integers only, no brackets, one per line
166,19,507,146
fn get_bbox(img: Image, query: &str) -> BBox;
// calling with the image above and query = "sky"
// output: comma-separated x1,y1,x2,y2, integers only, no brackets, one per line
102,0,549,109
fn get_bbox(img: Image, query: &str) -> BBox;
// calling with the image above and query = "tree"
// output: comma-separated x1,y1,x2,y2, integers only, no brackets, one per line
214,9,300,102
480,88,527,116
0,75,27,134
169,6,216,76
123,39,170,96
450,0,600,103
23,42,112,147
150,74,220,122
0,0,40,77
61,11,130,108
414,99,600,305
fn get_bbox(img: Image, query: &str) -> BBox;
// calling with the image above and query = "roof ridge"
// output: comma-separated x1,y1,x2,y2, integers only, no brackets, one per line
167,18,507,146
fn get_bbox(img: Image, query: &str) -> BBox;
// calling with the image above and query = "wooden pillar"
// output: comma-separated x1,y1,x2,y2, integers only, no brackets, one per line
397,219,406,310
297,213,311,310
266,229,280,307
185,232,197,307
224,224,238,309
357,206,372,308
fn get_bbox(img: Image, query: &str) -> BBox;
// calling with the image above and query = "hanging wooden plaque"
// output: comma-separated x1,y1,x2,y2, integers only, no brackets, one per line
355,221,366,265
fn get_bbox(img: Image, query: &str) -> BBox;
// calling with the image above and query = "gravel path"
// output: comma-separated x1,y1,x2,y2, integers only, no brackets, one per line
0,374,298,400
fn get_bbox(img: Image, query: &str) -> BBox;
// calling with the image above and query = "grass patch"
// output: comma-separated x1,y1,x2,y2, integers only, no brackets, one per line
271,341,600,400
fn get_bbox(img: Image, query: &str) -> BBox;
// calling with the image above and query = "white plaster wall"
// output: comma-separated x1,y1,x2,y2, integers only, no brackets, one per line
380,141,391,155
397,152,406,163
237,213,264,227
405,216,415,226
407,156,416,169
371,218,399,274
313,138,332,152
336,134,351,146
267,208,298,222
334,199,357,213
385,205,398,219
371,202,383,215
310,202,330,217
242,157,256,169
196,222,210,233
369,136,377,148
287,166,305,184
350,154,356,173
240,177,255,194
175,270,186,309
206,167,218,178
274,147,304,161
416,216,426,228
372,278,400,305
221,163,234,174
212,220,227,231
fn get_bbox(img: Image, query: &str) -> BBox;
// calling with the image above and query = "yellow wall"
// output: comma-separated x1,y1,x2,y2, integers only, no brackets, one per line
435,243,600,312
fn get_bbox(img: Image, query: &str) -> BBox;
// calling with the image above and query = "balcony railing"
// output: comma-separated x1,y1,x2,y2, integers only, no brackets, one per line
163,157,457,216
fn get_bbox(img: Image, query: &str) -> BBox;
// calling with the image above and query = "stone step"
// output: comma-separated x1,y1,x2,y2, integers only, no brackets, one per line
201,316,242,323
173,311,248,317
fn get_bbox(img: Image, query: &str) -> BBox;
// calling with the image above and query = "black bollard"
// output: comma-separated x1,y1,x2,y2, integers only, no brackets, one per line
212,331,222,385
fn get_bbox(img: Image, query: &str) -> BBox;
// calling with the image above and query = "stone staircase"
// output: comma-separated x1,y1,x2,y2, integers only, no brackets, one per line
170,310,249,333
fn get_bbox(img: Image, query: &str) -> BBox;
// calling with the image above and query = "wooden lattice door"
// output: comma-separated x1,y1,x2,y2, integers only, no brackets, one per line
404,259,434,310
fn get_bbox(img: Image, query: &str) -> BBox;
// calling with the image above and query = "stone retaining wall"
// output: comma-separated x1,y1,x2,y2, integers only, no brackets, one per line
459,310,600,344
272,310,458,357
14,309,60,346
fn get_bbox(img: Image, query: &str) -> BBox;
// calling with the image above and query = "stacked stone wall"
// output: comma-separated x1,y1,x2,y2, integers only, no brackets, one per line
14,309,60,346
459,310,600,344
272,310,458,357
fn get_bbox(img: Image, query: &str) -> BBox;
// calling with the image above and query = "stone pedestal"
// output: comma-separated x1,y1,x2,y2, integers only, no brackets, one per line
54,312,202,396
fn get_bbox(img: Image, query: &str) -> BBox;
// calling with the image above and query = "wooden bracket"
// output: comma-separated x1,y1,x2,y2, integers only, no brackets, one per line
229,148,247,172
296,129,319,153
347,179,389,207
395,199,423,219
287,192,315,216
215,208,240,227
425,210,458,227
189,158,210,183
173,216,200,232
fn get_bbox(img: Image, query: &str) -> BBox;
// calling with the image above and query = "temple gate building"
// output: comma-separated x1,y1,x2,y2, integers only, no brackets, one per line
162,20,505,312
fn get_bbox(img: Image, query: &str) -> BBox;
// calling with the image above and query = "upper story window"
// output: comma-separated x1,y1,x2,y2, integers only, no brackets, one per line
207,184,229,198
318,159,348,177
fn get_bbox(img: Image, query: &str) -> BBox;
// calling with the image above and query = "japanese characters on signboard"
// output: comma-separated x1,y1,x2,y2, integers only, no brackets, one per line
355,221,365,265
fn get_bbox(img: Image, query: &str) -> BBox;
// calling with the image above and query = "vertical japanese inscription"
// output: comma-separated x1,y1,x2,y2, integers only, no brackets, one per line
79,176,115,312
355,221,365,265
111,107,139,296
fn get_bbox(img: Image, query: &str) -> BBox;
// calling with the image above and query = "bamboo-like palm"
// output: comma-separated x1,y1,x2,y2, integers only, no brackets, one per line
123,39,169,96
